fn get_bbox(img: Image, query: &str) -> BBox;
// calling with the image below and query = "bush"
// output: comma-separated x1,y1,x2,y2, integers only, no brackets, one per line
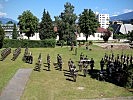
89,41,93,45
3,39,56,48
77,40,86,44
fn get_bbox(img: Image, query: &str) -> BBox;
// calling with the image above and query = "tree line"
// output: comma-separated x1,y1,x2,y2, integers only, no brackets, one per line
0,2,133,48
18,2,99,42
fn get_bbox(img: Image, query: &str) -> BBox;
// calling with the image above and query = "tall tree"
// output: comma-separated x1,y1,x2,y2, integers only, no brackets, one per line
127,30,133,42
79,9,99,41
0,25,5,48
6,21,13,24
18,10,39,39
12,23,18,39
0,21,2,24
54,2,77,43
101,29,112,42
39,9,55,40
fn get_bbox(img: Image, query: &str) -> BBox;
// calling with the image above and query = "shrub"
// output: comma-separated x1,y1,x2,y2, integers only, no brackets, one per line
3,39,56,48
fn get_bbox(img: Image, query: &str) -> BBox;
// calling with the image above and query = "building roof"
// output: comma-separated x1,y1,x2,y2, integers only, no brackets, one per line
119,24,133,34
97,27,107,33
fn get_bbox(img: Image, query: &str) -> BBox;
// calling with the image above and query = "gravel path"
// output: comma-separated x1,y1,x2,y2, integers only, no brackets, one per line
0,68,32,100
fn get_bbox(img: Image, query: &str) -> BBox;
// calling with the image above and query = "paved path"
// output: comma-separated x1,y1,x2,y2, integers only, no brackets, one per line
0,68,32,100
85,96,133,100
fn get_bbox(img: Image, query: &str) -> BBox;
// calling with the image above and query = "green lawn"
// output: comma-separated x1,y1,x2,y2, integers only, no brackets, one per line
0,45,133,100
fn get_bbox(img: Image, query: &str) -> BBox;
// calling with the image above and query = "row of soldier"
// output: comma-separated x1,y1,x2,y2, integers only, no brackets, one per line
99,53,133,84
11,47,21,61
1,47,11,61
101,53,133,72
22,47,33,64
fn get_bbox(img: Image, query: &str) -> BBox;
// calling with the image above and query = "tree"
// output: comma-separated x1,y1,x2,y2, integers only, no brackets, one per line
0,21,2,25
101,29,112,42
6,21,13,24
54,2,77,44
130,19,133,25
39,9,55,40
127,30,133,42
18,10,39,39
79,9,99,41
0,25,5,48
12,23,18,39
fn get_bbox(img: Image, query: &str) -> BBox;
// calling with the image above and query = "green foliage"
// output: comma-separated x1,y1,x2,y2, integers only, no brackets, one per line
126,65,133,88
3,39,56,48
54,2,77,42
130,19,133,25
6,21,14,24
39,9,55,40
108,27,114,32
113,33,127,39
0,21,2,24
127,30,133,42
79,9,99,41
12,24,19,39
89,41,93,45
0,25,5,48
101,30,112,42
18,10,39,39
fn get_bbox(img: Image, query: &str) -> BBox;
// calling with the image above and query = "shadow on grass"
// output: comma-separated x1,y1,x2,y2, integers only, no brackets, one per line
87,68,128,88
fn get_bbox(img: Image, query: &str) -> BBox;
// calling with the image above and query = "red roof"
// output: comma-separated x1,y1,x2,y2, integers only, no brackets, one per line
97,27,107,33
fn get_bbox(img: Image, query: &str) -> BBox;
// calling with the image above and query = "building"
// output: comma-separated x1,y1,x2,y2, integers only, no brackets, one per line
77,27,113,41
110,23,133,34
119,24,133,34
19,33,40,40
1,24,19,39
97,14,110,29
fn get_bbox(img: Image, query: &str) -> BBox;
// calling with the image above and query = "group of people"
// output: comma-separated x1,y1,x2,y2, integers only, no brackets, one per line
22,47,33,64
98,53,133,85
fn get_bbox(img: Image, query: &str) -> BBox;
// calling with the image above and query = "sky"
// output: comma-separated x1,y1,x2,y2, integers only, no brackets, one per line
0,0,133,21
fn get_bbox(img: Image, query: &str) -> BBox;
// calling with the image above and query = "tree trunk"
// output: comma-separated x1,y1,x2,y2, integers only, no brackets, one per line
86,34,88,42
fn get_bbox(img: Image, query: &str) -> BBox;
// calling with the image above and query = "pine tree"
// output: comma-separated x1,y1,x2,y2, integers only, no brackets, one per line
39,9,55,40
0,25,5,48
54,2,77,44
12,24,18,39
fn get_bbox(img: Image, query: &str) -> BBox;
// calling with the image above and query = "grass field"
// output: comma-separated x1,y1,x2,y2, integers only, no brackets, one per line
0,44,133,100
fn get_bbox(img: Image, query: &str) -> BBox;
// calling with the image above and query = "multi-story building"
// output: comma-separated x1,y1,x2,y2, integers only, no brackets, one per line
97,14,110,29
1,24,20,39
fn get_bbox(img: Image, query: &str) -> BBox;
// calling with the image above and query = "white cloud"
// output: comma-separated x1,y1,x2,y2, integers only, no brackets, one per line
123,9,133,13
112,12,120,17
0,11,7,17
102,8,108,11
95,7,99,10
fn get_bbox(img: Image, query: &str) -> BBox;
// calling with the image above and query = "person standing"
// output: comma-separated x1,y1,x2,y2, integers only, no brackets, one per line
100,58,105,71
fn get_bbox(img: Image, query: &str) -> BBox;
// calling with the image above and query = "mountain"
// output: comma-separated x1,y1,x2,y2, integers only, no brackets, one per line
0,17,18,24
110,11,133,21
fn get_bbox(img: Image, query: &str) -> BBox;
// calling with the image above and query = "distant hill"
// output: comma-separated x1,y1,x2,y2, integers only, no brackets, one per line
0,17,18,24
110,11,133,21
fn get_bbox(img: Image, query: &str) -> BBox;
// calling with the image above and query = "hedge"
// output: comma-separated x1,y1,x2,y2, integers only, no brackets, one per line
3,39,56,48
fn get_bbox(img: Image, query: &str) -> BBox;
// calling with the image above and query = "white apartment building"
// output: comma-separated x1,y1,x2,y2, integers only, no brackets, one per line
97,14,110,29
1,24,20,39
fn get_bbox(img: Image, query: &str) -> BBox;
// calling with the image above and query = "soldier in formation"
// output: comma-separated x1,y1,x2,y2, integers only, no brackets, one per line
99,53,133,85
83,61,88,77
57,54,63,71
47,54,51,71
68,59,78,82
